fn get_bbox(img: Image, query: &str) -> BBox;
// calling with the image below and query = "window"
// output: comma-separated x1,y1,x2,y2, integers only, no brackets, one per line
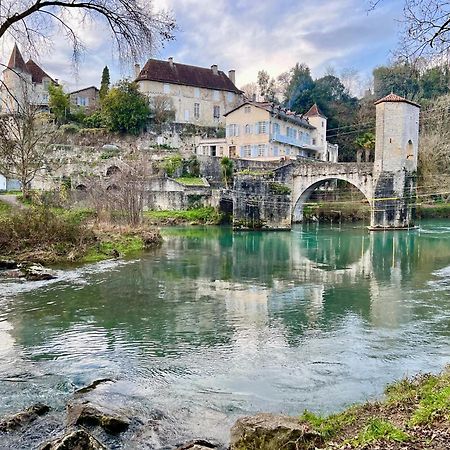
258,144,265,156
244,106,251,114
213,90,220,100
213,105,220,119
163,84,170,94
184,109,190,121
194,103,200,119
241,145,251,157
257,121,267,134
245,124,252,134
227,92,234,103
227,124,239,137
194,87,200,98
273,146,279,157
76,96,88,106
273,123,280,135
312,138,317,145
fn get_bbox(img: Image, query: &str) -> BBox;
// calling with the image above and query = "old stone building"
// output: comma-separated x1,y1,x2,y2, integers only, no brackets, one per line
1,44,56,113
69,86,100,112
223,101,338,161
135,58,243,127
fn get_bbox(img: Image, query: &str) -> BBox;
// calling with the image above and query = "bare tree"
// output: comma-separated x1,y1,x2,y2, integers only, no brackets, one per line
240,82,259,101
149,94,175,128
87,156,149,226
370,0,450,59
0,0,176,64
418,94,450,201
0,86,55,199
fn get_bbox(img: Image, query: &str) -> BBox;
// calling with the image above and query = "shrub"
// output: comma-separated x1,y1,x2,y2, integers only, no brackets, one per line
0,207,95,258
83,111,104,128
60,123,80,134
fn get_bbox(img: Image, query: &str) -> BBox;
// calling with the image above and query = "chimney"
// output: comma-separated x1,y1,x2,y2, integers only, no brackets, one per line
54,79,59,85
134,63,141,79
211,64,218,75
228,69,236,84
168,57,174,67
252,93,257,102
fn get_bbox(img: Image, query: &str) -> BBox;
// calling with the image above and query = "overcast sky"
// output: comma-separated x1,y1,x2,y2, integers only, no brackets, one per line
2,0,405,95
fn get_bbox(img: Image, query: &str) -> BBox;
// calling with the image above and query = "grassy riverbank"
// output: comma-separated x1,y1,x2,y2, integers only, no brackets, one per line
302,369,449,449
144,207,222,225
0,205,162,264
233,368,450,449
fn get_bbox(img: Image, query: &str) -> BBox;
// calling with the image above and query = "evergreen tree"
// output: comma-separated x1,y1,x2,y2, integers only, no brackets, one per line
101,80,150,134
99,66,110,102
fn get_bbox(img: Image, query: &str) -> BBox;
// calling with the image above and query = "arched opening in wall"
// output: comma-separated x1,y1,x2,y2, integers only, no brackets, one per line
106,165,121,176
407,139,414,159
292,178,371,224
75,184,87,191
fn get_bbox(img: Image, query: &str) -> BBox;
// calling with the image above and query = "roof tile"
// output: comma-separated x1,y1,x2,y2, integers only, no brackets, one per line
136,59,242,93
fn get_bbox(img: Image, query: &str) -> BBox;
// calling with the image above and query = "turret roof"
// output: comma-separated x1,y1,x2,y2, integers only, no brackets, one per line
7,43,27,72
304,103,327,119
374,93,421,108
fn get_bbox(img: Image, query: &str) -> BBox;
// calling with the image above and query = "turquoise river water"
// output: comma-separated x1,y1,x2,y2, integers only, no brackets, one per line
0,221,449,448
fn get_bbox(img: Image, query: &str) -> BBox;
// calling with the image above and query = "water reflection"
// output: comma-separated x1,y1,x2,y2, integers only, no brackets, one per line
0,221,449,447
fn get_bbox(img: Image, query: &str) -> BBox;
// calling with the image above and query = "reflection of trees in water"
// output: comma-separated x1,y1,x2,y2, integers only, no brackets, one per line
7,224,450,356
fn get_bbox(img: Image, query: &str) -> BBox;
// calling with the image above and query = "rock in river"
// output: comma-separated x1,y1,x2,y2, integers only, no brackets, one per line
176,439,220,449
0,403,50,432
230,413,323,450
67,401,130,434
20,263,57,281
40,429,106,450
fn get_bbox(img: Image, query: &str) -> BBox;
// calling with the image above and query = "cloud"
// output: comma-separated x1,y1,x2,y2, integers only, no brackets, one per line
1,0,404,93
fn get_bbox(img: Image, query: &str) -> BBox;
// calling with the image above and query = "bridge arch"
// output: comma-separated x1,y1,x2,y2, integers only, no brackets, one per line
292,176,373,223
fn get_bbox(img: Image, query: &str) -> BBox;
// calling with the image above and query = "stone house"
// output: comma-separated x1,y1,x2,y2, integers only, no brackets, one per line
1,44,56,113
135,58,243,127
69,86,100,112
223,101,338,161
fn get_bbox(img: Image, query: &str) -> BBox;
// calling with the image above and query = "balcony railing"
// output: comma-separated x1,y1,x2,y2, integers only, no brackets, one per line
272,132,315,149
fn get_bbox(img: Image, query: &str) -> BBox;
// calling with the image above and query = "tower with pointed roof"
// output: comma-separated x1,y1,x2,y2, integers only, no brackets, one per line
1,44,56,113
304,103,336,161
371,93,420,229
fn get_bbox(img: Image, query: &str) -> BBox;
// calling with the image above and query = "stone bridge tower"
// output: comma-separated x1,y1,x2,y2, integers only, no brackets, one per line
371,93,420,229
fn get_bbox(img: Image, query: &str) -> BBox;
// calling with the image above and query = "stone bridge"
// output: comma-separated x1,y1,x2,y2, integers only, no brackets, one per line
290,162,374,223
231,93,420,231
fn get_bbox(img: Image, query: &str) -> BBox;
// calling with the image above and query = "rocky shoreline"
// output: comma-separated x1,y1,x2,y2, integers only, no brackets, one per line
0,369,448,449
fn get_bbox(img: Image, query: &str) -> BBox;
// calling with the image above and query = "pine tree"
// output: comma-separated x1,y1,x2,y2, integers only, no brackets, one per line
99,66,110,102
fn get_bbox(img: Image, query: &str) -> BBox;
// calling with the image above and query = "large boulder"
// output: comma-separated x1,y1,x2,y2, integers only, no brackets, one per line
230,413,323,450
0,403,50,432
40,429,105,450
67,401,130,434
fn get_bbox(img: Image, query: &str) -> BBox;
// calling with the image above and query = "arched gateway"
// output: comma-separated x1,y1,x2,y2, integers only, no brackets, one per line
231,93,420,231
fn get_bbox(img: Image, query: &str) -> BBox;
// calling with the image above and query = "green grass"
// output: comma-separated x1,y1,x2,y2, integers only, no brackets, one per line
144,207,221,224
299,408,357,441
174,177,207,186
0,200,11,216
352,419,410,446
82,235,145,263
417,202,450,218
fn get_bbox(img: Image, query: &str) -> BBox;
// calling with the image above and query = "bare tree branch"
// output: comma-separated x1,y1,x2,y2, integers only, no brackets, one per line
0,0,176,64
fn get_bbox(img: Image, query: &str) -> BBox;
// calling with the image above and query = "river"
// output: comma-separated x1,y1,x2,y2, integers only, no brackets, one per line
0,221,449,448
